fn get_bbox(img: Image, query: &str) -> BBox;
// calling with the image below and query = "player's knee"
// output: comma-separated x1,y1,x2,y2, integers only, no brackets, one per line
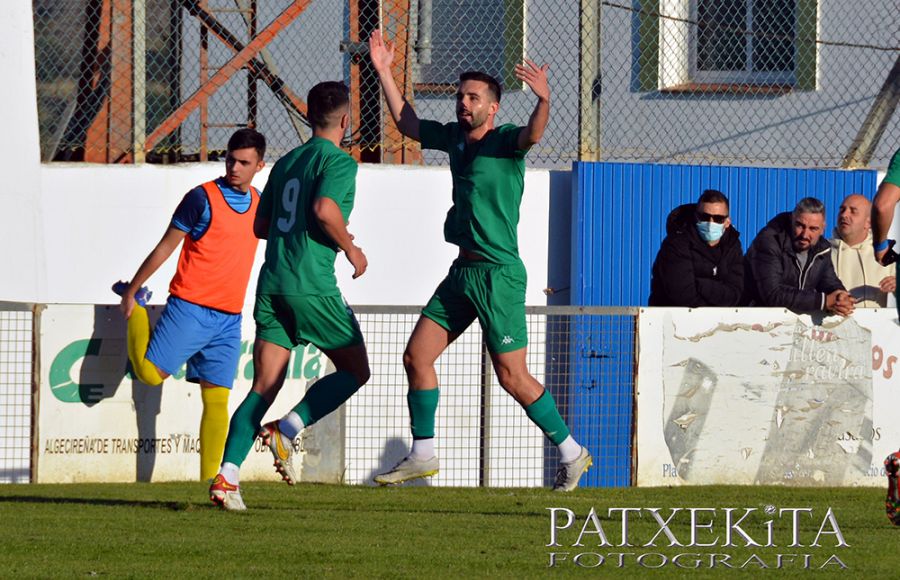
494,366,515,390
402,348,414,372
201,385,229,406
402,347,429,374
134,360,166,386
495,366,531,393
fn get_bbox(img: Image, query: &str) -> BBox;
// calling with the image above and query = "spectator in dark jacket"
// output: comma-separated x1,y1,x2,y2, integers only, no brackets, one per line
745,197,855,315
648,189,744,306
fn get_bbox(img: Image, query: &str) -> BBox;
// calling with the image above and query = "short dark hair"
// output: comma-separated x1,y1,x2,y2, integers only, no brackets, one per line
793,197,826,217
307,81,350,129
459,71,502,103
227,128,266,159
697,189,729,212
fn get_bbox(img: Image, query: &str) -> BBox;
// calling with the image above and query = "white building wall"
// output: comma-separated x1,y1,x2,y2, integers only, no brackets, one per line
0,0,44,303
34,164,555,307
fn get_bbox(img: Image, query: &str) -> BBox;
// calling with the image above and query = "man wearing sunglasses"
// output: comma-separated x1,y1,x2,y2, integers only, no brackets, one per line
745,197,854,316
648,189,744,307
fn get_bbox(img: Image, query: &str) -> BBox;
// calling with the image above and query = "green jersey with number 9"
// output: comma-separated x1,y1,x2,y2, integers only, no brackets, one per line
256,137,358,296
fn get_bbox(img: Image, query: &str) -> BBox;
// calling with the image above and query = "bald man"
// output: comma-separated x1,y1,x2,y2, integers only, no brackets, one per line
830,193,896,307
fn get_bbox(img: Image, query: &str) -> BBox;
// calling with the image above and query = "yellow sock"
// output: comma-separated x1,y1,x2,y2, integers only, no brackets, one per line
126,305,164,386
200,385,230,481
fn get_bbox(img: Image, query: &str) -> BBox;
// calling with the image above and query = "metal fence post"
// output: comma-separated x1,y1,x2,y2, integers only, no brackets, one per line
579,0,600,161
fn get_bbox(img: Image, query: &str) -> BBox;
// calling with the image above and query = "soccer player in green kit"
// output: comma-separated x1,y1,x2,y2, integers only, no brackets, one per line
871,146,900,526
210,81,370,510
368,30,592,491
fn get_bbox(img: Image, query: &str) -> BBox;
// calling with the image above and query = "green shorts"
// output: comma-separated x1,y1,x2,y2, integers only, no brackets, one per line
254,293,364,351
422,259,528,354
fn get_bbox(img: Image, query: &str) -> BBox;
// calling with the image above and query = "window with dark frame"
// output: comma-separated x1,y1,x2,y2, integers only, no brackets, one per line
694,0,796,84
414,0,524,94
637,0,817,93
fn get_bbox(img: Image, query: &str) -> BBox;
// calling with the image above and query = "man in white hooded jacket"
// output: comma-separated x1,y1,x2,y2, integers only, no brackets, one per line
829,193,895,308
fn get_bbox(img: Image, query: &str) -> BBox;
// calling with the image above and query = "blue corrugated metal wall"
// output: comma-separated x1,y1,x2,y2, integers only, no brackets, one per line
564,313,635,488
566,162,877,488
572,162,878,306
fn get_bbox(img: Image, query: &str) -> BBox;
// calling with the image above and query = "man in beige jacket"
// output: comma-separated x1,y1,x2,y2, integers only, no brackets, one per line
830,194,895,307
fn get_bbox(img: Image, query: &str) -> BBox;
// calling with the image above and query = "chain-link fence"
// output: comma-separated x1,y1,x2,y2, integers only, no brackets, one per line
32,1,899,168
2,303,635,487
0,304,34,484
598,0,900,167
345,306,636,488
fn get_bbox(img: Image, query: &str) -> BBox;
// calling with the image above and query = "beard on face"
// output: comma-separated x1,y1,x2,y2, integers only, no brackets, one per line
457,108,486,131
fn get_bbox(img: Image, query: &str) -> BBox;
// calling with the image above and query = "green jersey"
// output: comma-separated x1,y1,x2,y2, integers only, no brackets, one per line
420,120,526,265
256,137,357,296
885,148,900,188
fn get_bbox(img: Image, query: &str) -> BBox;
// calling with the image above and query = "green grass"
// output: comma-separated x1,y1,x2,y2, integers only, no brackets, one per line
0,482,896,578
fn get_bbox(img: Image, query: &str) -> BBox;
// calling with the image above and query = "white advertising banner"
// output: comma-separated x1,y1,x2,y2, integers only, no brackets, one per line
37,304,333,483
36,304,547,487
637,308,900,487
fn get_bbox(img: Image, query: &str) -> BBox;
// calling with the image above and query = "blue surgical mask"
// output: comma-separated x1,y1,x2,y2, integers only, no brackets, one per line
696,221,725,242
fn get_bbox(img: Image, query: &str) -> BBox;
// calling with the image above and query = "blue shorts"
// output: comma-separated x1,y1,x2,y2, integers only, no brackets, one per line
146,296,243,388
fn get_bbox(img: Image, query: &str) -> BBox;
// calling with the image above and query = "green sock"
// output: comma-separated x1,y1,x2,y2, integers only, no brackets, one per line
407,388,440,439
524,390,570,445
221,391,271,467
293,371,361,427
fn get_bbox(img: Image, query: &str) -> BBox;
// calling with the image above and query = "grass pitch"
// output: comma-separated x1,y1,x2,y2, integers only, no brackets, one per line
0,482,896,578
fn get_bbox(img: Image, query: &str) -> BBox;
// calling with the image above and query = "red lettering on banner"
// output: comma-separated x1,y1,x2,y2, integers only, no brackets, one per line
872,345,897,379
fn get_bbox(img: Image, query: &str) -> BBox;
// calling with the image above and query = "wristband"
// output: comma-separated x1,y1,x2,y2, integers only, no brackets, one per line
874,239,892,253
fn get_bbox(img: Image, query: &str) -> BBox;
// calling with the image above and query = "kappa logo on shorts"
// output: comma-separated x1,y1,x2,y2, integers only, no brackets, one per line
501,335,515,345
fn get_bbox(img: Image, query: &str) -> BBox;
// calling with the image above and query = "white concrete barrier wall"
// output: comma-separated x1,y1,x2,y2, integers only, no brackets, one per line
28,163,554,307
637,308,900,488
36,304,546,486
37,304,332,483
28,303,900,486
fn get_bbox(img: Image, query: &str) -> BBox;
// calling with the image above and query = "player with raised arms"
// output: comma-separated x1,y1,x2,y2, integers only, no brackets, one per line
368,30,592,491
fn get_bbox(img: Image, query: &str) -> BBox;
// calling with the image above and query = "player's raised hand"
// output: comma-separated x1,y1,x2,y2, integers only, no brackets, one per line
368,29,394,73
346,245,368,279
515,59,550,102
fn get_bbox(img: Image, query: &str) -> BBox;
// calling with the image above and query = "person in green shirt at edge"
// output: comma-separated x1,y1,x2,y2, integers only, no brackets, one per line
871,146,900,527
209,81,370,510
367,30,592,492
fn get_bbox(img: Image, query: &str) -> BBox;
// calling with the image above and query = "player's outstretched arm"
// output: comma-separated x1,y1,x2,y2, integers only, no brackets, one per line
515,58,551,151
872,181,900,265
120,226,186,317
368,29,420,142
314,196,367,279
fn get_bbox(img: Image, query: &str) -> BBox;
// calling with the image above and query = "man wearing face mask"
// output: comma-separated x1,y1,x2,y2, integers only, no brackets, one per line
648,189,744,307
744,197,854,315
830,193,895,307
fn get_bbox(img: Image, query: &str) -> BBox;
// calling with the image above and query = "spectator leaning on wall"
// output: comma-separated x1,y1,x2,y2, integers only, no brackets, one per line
829,193,895,308
744,197,854,316
648,189,744,307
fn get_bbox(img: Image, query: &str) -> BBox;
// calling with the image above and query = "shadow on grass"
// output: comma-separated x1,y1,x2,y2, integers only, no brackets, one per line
0,495,199,511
